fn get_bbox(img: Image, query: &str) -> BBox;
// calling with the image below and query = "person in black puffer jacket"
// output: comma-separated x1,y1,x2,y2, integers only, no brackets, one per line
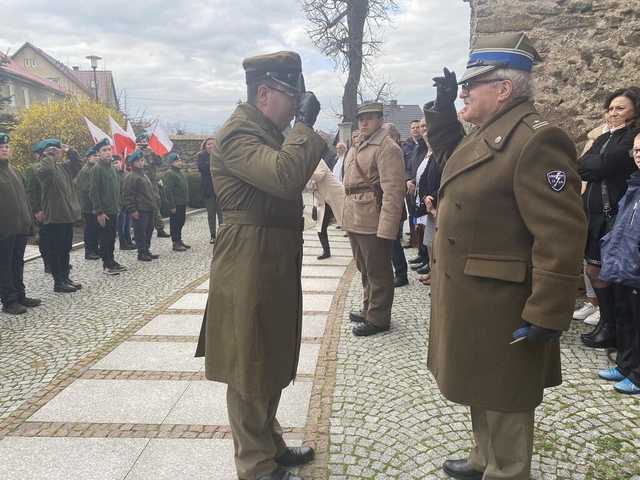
578,86,640,349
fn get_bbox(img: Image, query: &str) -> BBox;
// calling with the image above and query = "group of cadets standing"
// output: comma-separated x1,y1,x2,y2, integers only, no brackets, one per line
0,132,190,315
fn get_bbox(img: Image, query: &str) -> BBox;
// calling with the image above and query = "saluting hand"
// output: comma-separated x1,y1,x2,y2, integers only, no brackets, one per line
97,213,109,227
132,211,140,220
432,67,458,112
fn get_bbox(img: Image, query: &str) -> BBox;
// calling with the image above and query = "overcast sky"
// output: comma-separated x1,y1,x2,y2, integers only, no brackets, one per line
1,0,471,134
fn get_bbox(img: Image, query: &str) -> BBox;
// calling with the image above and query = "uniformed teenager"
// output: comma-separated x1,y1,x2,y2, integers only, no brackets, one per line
195,51,326,480
33,138,83,293
139,135,171,239
23,160,50,273
0,133,40,314
75,146,100,260
90,138,126,276
427,34,587,480
162,152,190,252
342,102,406,336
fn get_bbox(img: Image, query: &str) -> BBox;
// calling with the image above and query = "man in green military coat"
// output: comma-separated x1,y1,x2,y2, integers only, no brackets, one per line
195,52,326,480
0,133,40,314
162,152,190,252
75,146,100,260
139,134,170,239
427,34,587,480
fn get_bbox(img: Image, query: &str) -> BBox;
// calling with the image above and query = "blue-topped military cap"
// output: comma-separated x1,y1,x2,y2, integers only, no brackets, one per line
32,138,62,154
459,33,542,84
126,150,144,165
94,138,111,152
0,132,9,145
165,152,179,163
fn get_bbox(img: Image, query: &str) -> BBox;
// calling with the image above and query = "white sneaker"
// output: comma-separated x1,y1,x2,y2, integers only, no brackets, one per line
584,308,600,326
573,302,597,320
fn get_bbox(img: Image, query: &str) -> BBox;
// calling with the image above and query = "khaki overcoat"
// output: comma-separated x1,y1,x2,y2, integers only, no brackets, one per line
428,100,587,412
308,160,345,228
196,103,326,398
341,127,405,240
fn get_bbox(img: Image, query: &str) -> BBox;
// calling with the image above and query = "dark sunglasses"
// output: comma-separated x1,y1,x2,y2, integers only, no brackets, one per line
460,78,506,92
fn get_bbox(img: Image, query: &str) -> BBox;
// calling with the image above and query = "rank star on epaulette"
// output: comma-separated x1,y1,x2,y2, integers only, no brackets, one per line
547,170,567,192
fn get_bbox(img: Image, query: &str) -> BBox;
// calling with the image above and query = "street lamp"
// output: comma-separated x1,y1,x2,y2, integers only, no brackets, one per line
85,55,102,101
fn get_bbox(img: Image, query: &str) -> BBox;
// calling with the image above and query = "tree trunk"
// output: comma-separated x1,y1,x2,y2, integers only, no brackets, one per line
342,0,368,126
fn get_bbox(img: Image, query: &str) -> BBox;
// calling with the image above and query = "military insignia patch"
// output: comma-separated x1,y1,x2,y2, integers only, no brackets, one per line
547,170,567,192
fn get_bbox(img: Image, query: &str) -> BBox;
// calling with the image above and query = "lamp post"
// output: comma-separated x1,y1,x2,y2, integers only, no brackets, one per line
85,55,102,101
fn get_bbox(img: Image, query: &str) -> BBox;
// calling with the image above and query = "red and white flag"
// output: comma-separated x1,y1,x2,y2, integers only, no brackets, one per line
84,117,111,145
148,123,173,157
109,116,137,159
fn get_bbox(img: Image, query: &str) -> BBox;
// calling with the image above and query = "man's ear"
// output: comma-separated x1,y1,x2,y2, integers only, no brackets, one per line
498,79,514,103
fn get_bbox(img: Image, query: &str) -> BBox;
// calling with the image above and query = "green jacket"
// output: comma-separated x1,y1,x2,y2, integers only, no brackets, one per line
163,167,189,209
35,149,82,224
196,103,327,398
23,163,42,215
123,169,155,213
74,162,95,214
0,159,33,239
90,160,120,215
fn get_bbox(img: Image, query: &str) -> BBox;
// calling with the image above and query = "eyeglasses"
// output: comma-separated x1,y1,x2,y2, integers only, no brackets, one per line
267,84,298,99
460,78,506,92
632,148,640,156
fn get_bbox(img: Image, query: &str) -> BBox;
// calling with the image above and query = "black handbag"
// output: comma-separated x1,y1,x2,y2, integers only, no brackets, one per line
311,192,318,221
599,135,616,232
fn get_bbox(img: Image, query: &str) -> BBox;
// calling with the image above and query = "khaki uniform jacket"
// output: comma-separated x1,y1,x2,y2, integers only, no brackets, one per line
341,127,406,239
35,150,82,224
75,163,95,214
0,160,33,239
123,169,155,213
428,100,587,412
90,161,120,216
196,103,326,398
163,167,189,209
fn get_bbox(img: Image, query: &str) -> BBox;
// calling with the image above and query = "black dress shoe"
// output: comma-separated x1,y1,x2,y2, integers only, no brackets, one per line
416,264,430,275
316,252,331,260
443,459,484,480
411,262,427,271
256,467,301,480
54,282,76,293
146,252,160,259
353,321,389,337
582,328,617,348
180,241,191,249
408,256,425,264
65,278,82,290
20,297,42,308
393,276,409,288
120,243,137,251
138,254,152,262
85,252,100,260
157,229,171,238
349,310,365,323
275,446,314,466
2,302,28,315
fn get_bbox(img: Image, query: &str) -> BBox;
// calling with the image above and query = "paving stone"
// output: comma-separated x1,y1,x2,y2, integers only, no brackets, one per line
91,342,203,372
302,314,328,338
302,277,341,292
303,294,334,312
169,293,208,310
303,256,352,267
301,266,346,278
0,437,148,480
136,314,203,337
298,343,320,375
303,247,353,257
196,280,209,290
29,380,189,424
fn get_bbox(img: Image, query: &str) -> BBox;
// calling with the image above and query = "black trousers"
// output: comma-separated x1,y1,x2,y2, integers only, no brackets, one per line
83,213,100,255
616,285,640,385
43,223,73,283
132,211,154,255
170,205,186,242
318,205,333,254
98,216,117,268
38,223,51,270
391,223,408,279
0,235,28,306
204,195,223,239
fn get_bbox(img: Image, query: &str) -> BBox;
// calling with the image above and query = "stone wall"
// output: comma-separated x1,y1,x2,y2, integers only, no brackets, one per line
463,0,640,142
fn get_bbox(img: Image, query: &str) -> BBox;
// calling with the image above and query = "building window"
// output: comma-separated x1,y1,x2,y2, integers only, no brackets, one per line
8,83,16,107
23,87,30,107
23,58,39,68
90,80,96,89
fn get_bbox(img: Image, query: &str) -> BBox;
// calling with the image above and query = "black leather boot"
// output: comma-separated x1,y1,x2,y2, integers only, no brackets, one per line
443,459,484,480
317,232,330,260
582,286,617,348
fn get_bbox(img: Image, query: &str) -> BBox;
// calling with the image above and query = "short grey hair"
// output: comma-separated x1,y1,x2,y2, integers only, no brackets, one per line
484,68,533,100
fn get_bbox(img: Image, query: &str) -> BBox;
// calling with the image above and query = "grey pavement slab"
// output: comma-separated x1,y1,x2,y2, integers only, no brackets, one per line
302,314,328,338
303,247,353,257
0,437,148,480
298,343,320,375
303,294,334,312
301,265,346,278
302,277,341,292
126,439,236,480
169,293,208,310
196,279,209,290
165,381,313,427
30,380,189,424
91,342,203,372
135,314,203,337
303,256,352,266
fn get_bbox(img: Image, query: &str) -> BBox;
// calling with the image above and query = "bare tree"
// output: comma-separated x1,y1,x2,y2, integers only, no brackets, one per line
300,0,398,125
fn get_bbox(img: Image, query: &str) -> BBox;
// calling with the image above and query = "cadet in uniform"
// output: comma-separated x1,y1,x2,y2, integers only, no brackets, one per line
139,135,171,239
0,133,40,314
162,152,190,252
195,51,326,480
427,34,587,480
75,146,100,260
342,102,406,336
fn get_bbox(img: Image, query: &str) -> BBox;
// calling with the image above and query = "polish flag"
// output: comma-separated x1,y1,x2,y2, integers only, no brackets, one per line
84,117,112,145
109,116,137,159
148,123,174,157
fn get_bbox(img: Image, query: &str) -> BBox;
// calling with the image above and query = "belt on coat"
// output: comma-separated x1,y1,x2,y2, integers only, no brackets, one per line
222,210,304,230
344,184,376,195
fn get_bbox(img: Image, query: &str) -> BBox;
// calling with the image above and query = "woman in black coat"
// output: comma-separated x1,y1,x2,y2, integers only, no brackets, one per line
197,138,223,243
578,87,640,348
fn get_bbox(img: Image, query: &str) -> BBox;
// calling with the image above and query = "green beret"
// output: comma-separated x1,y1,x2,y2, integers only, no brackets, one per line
85,146,97,157
243,51,304,95
32,138,62,154
0,133,9,145
126,150,143,165
95,138,111,152
357,101,384,117
165,152,179,163
136,133,149,145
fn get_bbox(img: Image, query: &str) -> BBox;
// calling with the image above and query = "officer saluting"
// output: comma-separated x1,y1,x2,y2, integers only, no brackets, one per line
195,52,326,480
427,34,586,480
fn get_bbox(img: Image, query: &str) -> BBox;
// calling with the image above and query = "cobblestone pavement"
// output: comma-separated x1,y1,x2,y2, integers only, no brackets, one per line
0,212,213,422
328,248,640,480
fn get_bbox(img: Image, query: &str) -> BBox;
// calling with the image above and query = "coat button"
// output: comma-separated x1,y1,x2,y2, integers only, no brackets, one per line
435,226,438,232
495,136,503,144
455,202,462,209
445,272,451,279
447,237,455,245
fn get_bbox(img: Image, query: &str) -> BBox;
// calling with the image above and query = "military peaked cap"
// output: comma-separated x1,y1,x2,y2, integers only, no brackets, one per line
32,138,62,154
243,51,304,95
85,146,97,157
357,101,384,117
136,133,149,145
165,152,179,163
95,138,111,151
460,33,543,83
0,132,9,145
126,150,143,165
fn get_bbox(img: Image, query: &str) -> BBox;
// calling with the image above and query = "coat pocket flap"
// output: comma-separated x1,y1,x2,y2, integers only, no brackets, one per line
287,135,308,146
464,255,528,283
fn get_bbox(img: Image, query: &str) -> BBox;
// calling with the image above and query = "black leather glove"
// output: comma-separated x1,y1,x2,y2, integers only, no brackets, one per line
432,67,458,112
296,92,321,128
512,322,562,345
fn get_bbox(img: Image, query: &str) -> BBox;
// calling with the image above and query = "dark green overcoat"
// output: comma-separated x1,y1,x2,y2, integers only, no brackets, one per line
428,100,587,412
196,103,326,398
